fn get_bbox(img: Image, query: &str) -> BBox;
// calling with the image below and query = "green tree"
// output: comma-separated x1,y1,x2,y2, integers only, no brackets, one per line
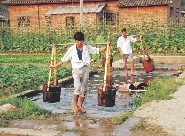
182,0,185,10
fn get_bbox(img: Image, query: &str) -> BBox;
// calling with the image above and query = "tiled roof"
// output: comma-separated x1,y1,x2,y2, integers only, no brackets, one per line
117,0,174,7
46,4,105,14
2,0,67,4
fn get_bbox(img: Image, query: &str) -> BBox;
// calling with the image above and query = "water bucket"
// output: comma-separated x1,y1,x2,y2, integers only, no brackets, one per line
97,87,117,107
143,55,155,73
43,84,61,103
102,56,113,67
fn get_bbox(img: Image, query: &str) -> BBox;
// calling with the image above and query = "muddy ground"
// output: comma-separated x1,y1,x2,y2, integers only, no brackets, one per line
0,112,168,136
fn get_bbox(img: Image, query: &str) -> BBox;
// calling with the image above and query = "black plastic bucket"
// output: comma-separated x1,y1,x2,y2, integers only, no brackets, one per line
97,87,117,107
43,84,61,103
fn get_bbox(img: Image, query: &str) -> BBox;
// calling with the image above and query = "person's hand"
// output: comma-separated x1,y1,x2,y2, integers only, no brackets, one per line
102,45,107,52
50,65,56,70
137,34,142,39
106,42,111,45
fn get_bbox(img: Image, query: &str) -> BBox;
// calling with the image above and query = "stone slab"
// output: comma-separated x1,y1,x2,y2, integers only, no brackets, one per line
112,56,185,70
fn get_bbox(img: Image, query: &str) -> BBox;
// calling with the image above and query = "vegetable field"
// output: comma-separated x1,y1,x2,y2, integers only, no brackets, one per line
0,63,72,97
1,20,185,55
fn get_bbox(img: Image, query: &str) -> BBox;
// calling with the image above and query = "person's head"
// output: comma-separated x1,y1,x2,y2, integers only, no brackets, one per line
121,28,127,36
74,31,84,41
74,31,84,46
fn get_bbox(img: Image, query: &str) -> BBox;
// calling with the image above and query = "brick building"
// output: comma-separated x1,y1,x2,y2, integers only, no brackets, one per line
1,0,182,31
117,0,182,25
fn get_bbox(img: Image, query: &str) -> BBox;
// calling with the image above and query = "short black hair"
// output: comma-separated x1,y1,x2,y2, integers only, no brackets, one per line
74,31,84,41
121,28,126,32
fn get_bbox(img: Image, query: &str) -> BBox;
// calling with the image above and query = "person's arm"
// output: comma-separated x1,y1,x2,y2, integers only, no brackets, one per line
130,34,141,42
50,61,63,70
117,37,123,57
118,47,124,57
136,34,142,40
50,46,73,70
99,42,109,53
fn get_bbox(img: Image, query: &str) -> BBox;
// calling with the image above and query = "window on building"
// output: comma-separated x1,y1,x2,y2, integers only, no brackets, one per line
66,17,74,28
45,15,51,27
17,16,30,28
170,7,174,20
176,8,179,23
104,12,119,25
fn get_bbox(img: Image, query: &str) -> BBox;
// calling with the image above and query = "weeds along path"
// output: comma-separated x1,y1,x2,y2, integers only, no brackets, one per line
133,71,185,136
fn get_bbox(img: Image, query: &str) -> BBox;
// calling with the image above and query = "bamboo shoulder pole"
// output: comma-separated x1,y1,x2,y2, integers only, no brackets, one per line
47,45,54,91
107,43,111,78
54,43,107,46
103,43,109,91
107,33,112,84
53,45,57,86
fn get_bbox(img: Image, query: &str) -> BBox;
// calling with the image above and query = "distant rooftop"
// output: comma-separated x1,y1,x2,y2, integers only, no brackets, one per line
46,4,105,14
117,0,174,7
1,0,105,5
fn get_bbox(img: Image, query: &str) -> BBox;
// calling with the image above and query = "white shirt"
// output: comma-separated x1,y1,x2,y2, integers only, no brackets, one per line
61,43,100,69
117,35,137,54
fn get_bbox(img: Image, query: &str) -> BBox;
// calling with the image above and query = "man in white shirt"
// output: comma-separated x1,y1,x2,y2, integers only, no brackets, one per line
117,28,141,76
50,31,107,115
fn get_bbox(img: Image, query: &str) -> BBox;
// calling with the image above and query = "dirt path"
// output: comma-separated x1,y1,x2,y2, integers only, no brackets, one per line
132,71,185,136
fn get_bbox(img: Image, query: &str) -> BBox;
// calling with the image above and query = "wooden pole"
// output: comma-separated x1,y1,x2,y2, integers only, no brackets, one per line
107,43,111,85
80,0,83,26
47,45,54,91
107,33,112,85
55,43,107,46
103,43,109,91
53,45,57,86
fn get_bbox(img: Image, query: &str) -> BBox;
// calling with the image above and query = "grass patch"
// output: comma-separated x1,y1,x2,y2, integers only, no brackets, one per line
57,127,68,132
0,119,9,127
131,121,168,135
112,75,184,125
90,119,98,124
140,76,184,104
112,111,134,125
0,97,52,127
69,128,81,133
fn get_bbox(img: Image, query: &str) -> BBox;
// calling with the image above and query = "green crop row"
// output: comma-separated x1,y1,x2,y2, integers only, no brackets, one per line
0,64,72,97
0,54,50,63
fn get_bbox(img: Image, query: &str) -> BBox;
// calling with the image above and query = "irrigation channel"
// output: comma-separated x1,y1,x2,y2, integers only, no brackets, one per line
32,70,179,118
